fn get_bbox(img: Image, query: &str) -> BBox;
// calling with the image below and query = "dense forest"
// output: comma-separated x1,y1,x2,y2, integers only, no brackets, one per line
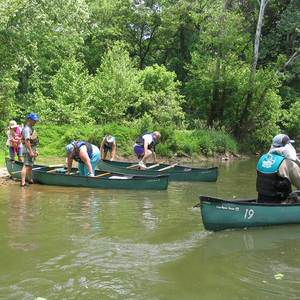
0,0,299,151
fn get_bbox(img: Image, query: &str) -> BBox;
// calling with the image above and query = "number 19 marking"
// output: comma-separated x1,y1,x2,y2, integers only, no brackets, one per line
244,208,255,219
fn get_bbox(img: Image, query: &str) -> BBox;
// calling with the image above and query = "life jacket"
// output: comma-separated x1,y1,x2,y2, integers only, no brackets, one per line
21,125,39,147
256,153,292,203
135,132,158,151
72,141,93,163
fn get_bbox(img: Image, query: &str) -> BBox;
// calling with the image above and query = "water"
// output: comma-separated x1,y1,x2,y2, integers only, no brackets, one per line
0,159,300,299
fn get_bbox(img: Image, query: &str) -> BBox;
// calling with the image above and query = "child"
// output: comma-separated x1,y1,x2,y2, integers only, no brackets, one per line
6,120,22,161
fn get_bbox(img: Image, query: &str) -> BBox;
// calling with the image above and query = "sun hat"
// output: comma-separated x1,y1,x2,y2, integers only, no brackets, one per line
9,120,18,129
106,135,115,143
272,134,295,147
26,112,39,121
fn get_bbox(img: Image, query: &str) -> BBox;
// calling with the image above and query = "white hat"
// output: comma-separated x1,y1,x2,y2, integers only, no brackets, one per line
9,120,18,129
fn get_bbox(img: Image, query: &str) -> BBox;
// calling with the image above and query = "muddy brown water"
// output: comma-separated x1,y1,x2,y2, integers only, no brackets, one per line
0,159,299,299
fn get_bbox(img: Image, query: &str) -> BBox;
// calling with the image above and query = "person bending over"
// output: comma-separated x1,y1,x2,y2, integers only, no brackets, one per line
133,131,161,168
65,141,100,177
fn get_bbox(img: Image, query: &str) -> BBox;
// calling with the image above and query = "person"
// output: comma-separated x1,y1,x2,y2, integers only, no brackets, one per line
6,120,23,161
65,141,100,177
21,113,39,187
133,131,161,168
256,134,300,203
100,135,116,161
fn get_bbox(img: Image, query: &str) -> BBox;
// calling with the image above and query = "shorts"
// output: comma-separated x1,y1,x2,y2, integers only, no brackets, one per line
134,145,144,157
9,146,22,160
23,152,35,167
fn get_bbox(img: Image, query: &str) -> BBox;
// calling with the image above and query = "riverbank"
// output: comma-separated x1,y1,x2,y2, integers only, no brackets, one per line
31,124,239,157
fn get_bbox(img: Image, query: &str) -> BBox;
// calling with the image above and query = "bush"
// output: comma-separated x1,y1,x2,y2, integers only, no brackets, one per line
17,124,238,158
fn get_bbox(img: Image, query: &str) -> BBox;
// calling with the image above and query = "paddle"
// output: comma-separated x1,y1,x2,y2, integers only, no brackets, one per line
146,163,160,169
157,163,178,172
126,164,140,169
11,166,44,175
94,172,111,178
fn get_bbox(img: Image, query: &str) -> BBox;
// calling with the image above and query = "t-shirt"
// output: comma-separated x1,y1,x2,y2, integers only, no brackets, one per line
22,125,38,153
279,159,300,189
142,134,154,146
269,143,300,166
6,127,22,148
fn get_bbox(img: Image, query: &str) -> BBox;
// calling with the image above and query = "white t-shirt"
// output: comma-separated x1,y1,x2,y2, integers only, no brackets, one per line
269,143,300,166
142,134,154,145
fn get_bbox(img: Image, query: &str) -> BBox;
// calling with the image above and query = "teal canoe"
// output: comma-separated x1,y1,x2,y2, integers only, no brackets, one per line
5,158,169,190
98,160,218,182
200,195,300,231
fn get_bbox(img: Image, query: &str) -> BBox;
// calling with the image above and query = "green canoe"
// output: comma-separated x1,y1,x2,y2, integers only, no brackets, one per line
200,195,300,231
5,158,169,190
98,160,218,182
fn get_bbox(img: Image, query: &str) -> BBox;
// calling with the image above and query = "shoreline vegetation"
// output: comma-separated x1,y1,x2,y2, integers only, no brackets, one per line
1,124,240,169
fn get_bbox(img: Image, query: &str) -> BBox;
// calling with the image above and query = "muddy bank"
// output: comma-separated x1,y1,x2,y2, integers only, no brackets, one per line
0,168,15,186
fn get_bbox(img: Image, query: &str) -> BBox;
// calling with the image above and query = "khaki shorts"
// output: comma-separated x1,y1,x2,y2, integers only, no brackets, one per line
23,152,35,167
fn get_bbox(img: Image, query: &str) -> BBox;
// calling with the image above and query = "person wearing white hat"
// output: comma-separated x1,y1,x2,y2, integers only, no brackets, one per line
256,134,300,203
100,135,116,161
6,120,23,161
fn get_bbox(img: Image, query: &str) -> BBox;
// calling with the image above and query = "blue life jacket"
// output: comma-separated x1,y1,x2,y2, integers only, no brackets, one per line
72,141,93,163
256,153,291,203
256,153,285,174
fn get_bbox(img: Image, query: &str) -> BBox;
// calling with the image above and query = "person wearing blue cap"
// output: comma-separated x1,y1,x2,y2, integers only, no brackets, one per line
256,134,300,203
65,141,100,177
21,113,39,187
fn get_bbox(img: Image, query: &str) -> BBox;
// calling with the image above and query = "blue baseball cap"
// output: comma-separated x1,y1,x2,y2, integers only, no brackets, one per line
272,134,295,147
26,112,39,121
65,143,75,153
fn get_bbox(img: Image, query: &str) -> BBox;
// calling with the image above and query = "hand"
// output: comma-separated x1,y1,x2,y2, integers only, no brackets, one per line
29,151,35,158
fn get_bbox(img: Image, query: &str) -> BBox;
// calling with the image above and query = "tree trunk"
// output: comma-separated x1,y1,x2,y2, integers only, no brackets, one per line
235,0,268,138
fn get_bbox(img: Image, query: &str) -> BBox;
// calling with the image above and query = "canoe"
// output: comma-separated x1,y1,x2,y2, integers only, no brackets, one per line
200,195,300,231
5,158,169,190
98,160,218,182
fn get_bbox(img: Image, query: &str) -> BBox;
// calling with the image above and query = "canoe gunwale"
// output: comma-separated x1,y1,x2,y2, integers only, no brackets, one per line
33,168,169,181
103,160,218,173
200,195,300,207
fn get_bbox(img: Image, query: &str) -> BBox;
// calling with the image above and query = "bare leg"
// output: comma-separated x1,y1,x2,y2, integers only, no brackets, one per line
21,165,27,186
141,150,153,164
27,166,33,183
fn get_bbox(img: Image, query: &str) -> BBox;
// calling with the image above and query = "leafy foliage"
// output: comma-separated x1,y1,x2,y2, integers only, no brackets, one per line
0,0,299,153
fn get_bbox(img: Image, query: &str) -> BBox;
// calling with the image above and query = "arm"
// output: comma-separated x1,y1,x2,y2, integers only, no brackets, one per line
25,139,35,157
152,151,157,163
111,143,116,161
279,160,300,189
79,148,94,176
100,139,105,159
66,155,73,175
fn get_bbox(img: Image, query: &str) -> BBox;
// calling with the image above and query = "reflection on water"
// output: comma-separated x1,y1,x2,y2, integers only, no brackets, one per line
0,159,299,299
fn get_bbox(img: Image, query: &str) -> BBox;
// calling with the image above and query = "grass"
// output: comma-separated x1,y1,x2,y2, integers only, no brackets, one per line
1,124,238,164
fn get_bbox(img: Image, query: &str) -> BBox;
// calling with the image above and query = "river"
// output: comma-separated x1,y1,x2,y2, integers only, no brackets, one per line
0,158,299,299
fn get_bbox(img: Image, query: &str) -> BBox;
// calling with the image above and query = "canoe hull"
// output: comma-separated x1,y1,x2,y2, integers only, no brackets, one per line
5,158,169,190
200,196,300,231
99,160,218,182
